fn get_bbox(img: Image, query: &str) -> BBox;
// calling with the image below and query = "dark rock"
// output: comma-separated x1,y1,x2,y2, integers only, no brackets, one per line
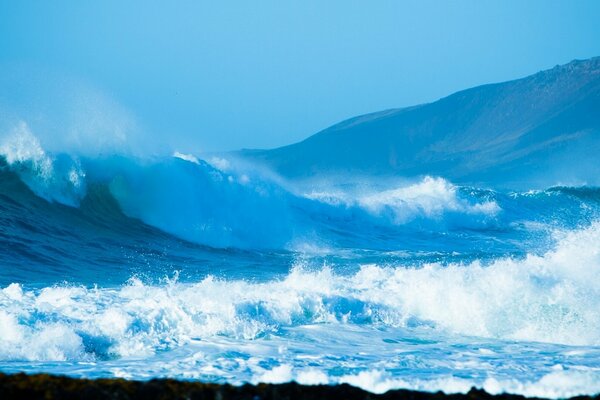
0,372,598,400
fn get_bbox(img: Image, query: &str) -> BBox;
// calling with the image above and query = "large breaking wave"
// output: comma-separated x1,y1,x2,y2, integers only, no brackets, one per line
0,124,506,251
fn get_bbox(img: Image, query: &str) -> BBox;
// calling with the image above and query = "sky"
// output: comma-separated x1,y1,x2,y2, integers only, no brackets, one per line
1,1,600,153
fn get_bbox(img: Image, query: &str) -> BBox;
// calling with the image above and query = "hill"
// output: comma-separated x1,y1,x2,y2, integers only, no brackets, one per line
240,57,600,188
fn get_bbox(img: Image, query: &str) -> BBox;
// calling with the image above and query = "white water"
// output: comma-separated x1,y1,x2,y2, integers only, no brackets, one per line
1,222,600,396
2,125,600,398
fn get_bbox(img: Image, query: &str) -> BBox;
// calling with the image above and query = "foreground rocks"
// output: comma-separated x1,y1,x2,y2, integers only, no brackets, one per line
0,372,597,400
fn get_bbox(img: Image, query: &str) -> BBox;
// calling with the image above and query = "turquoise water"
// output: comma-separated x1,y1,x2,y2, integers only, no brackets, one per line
1,132,600,397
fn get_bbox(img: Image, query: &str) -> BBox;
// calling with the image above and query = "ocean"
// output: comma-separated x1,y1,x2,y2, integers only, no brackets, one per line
1,129,600,398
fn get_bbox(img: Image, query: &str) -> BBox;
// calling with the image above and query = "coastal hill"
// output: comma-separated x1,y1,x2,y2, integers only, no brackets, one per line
240,57,600,188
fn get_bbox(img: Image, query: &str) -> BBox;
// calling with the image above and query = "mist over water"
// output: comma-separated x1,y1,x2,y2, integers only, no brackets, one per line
1,123,600,398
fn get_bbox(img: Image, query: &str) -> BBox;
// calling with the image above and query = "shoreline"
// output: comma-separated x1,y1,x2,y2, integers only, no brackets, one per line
1,373,598,400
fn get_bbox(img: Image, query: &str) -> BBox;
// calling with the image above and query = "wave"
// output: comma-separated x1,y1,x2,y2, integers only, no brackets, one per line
3,124,600,397
2,124,600,282
0,123,86,206
2,219,600,368
0,125,513,251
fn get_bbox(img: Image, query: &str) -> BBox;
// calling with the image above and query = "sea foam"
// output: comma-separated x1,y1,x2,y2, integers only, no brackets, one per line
1,220,599,367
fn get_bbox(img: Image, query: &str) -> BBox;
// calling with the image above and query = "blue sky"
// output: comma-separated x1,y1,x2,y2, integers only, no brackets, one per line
1,1,600,153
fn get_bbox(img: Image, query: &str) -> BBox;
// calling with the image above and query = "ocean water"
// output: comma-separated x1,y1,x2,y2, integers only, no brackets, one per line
1,128,600,398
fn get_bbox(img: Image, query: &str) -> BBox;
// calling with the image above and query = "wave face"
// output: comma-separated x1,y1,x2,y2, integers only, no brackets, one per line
2,129,600,398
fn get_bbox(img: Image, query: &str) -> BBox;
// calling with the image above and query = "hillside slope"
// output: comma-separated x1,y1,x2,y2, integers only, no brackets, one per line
241,57,600,188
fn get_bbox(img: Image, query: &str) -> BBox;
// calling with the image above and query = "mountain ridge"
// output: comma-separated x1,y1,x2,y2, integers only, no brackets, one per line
239,57,600,188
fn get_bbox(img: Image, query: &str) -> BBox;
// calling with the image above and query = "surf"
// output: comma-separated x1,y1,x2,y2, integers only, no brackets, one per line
2,124,600,398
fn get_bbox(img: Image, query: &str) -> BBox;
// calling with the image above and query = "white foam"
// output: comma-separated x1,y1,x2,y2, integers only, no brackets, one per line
206,156,231,171
0,122,53,179
255,365,294,384
173,151,200,164
0,309,85,361
295,369,330,385
0,123,86,205
249,364,600,398
304,176,500,224
345,221,600,345
339,370,473,394
336,369,600,398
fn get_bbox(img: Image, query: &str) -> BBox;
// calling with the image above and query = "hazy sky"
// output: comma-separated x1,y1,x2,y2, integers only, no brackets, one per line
1,1,600,153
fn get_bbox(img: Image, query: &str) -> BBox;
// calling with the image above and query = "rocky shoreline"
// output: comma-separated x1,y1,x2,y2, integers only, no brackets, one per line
0,372,598,400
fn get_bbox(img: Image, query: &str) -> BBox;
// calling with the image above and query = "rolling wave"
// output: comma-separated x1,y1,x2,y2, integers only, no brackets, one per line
0,127,511,251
